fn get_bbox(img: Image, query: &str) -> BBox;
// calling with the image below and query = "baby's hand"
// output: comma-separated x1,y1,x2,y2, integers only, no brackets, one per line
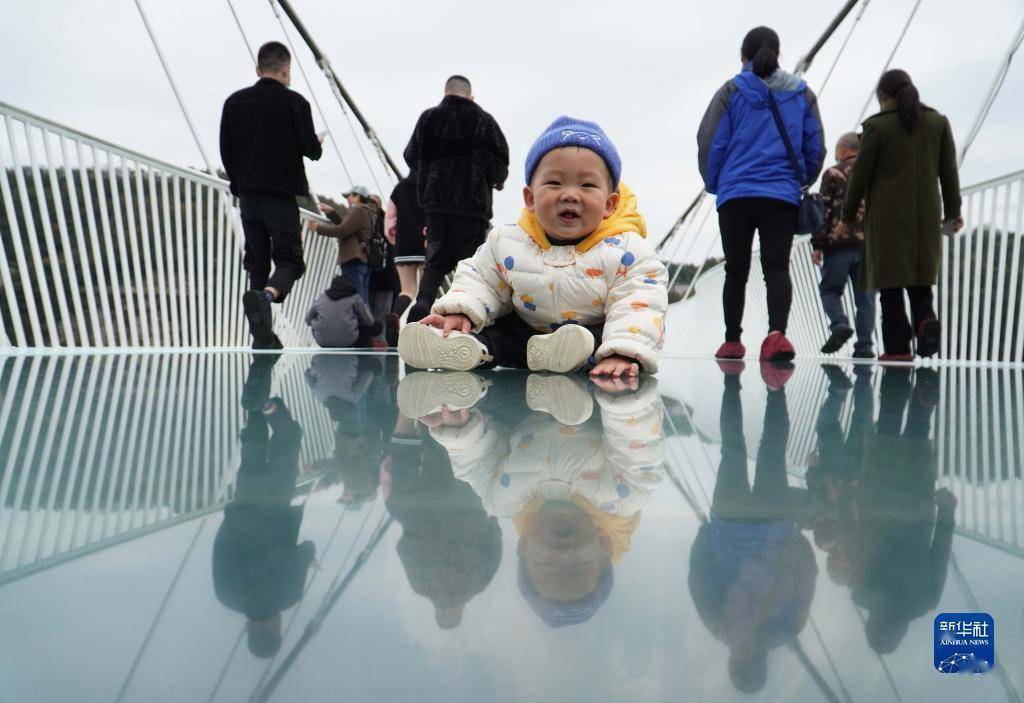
590,354,640,378
592,374,639,394
419,313,473,337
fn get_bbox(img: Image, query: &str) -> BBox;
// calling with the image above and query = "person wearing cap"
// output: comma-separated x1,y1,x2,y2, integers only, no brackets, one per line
403,75,510,323
309,185,376,305
397,116,668,377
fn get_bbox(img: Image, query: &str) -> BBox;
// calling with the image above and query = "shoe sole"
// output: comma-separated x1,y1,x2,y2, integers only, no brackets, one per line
526,374,593,425
715,350,745,360
917,319,941,358
527,325,594,373
763,349,796,362
397,371,485,418
398,324,483,371
243,291,276,347
820,326,854,354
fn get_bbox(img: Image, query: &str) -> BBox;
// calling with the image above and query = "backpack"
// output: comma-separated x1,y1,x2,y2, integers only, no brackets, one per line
365,206,388,272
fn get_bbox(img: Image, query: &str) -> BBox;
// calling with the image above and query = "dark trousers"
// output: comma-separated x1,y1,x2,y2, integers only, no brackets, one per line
239,192,305,303
718,197,798,341
879,286,935,355
472,313,603,370
713,378,800,522
340,260,370,306
416,212,488,304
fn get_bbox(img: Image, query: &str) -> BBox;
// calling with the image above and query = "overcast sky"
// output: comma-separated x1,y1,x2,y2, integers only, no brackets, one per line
3,0,1022,261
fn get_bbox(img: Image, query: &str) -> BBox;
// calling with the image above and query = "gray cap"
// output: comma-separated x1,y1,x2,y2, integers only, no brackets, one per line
342,185,370,198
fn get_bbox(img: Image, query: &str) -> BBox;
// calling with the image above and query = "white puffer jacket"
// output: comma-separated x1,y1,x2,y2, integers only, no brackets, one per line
428,382,664,524
431,188,669,372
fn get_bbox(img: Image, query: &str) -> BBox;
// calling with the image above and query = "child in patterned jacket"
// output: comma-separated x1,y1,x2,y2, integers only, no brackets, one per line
397,117,669,377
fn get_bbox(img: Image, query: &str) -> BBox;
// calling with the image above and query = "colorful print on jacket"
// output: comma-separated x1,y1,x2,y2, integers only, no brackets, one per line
812,158,865,251
428,382,665,563
431,184,669,373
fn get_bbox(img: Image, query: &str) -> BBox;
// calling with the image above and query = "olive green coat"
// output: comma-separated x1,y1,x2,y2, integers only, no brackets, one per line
842,108,961,289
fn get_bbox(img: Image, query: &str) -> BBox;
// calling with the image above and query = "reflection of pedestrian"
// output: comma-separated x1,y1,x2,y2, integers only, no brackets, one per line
689,367,815,693
404,75,509,322
386,428,502,629
852,367,956,653
806,365,872,586
839,70,962,361
385,172,427,319
213,358,313,658
220,42,322,349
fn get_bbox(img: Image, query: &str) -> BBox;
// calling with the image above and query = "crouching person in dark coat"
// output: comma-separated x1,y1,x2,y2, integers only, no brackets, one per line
305,275,381,348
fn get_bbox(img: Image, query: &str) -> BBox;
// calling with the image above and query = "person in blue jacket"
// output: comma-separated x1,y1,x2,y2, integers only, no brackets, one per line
697,26,825,362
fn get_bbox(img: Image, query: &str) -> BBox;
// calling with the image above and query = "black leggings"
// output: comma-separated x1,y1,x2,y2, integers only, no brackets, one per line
718,197,798,341
879,286,935,355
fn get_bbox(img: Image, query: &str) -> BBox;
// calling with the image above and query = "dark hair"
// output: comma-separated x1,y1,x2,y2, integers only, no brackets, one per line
741,26,781,79
257,41,290,73
444,74,472,96
877,69,921,133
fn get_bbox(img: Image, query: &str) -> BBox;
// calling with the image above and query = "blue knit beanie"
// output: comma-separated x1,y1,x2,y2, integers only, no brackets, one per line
524,116,621,189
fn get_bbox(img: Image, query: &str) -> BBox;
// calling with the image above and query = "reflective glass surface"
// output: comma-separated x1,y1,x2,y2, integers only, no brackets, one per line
1,353,1022,702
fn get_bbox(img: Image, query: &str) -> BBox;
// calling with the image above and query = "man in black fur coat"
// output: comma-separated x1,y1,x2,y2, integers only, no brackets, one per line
403,75,509,322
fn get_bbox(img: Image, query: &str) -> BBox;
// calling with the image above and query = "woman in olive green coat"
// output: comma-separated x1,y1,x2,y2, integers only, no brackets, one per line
839,70,963,361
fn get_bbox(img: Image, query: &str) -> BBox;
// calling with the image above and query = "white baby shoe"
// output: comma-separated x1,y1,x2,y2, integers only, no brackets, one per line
525,373,593,426
397,371,489,419
398,323,490,371
526,325,594,373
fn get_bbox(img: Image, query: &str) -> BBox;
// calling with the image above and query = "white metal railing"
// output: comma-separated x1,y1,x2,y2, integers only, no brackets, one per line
0,100,337,348
0,352,337,584
666,169,1024,362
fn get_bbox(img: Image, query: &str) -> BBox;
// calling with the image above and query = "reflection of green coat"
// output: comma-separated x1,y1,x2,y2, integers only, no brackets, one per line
842,109,961,289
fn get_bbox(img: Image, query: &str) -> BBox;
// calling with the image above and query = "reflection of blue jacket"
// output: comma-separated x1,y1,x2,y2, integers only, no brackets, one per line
697,66,825,208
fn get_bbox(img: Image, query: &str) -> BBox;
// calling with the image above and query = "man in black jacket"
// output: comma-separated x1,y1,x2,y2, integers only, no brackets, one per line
220,41,323,349
403,75,509,322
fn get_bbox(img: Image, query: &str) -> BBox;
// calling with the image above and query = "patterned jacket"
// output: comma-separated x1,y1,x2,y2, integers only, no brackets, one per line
812,157,865,251
431,186,668,373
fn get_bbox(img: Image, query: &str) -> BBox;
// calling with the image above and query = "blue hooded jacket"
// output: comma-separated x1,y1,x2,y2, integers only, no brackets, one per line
697,66,825,208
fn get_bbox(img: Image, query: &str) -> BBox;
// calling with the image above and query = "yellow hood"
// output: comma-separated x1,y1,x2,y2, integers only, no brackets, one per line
518,183,647,253
513,494,641,565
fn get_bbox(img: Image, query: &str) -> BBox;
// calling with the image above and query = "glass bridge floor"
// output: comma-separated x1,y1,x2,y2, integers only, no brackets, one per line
0,352,1022,702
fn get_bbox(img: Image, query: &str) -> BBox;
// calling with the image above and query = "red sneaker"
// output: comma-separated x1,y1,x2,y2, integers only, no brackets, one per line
760,361,795,391
715,341,746,359
879,352,914,363
760,332,795,362
716,360,746,376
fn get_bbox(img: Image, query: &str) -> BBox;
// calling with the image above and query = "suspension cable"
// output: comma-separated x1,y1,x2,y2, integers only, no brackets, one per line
225,0,257,65
265,0,356,185
854,0,925,126
958,16,1024,167
133,0,216,172
817,0,872,99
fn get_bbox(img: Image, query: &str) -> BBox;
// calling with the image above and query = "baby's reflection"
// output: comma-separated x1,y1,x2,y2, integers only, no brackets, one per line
399,372,664,628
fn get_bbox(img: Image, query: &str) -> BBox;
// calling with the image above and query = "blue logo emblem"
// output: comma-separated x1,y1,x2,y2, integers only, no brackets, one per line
934,613,994,674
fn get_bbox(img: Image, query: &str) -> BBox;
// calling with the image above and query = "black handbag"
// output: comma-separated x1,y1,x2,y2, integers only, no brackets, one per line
766,90,824,235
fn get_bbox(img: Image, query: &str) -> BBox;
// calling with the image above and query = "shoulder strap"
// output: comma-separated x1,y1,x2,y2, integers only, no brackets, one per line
766,91,808,187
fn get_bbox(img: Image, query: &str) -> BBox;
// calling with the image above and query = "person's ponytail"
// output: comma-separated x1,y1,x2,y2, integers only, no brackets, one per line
878,69,922,133
751,46,780,79
741,26,781,79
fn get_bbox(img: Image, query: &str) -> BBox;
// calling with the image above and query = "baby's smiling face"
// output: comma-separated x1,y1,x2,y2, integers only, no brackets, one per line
524,147,618,242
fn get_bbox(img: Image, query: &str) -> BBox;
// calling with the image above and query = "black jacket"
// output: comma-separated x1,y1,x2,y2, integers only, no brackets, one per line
403,95,509,220
219,77,322,197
